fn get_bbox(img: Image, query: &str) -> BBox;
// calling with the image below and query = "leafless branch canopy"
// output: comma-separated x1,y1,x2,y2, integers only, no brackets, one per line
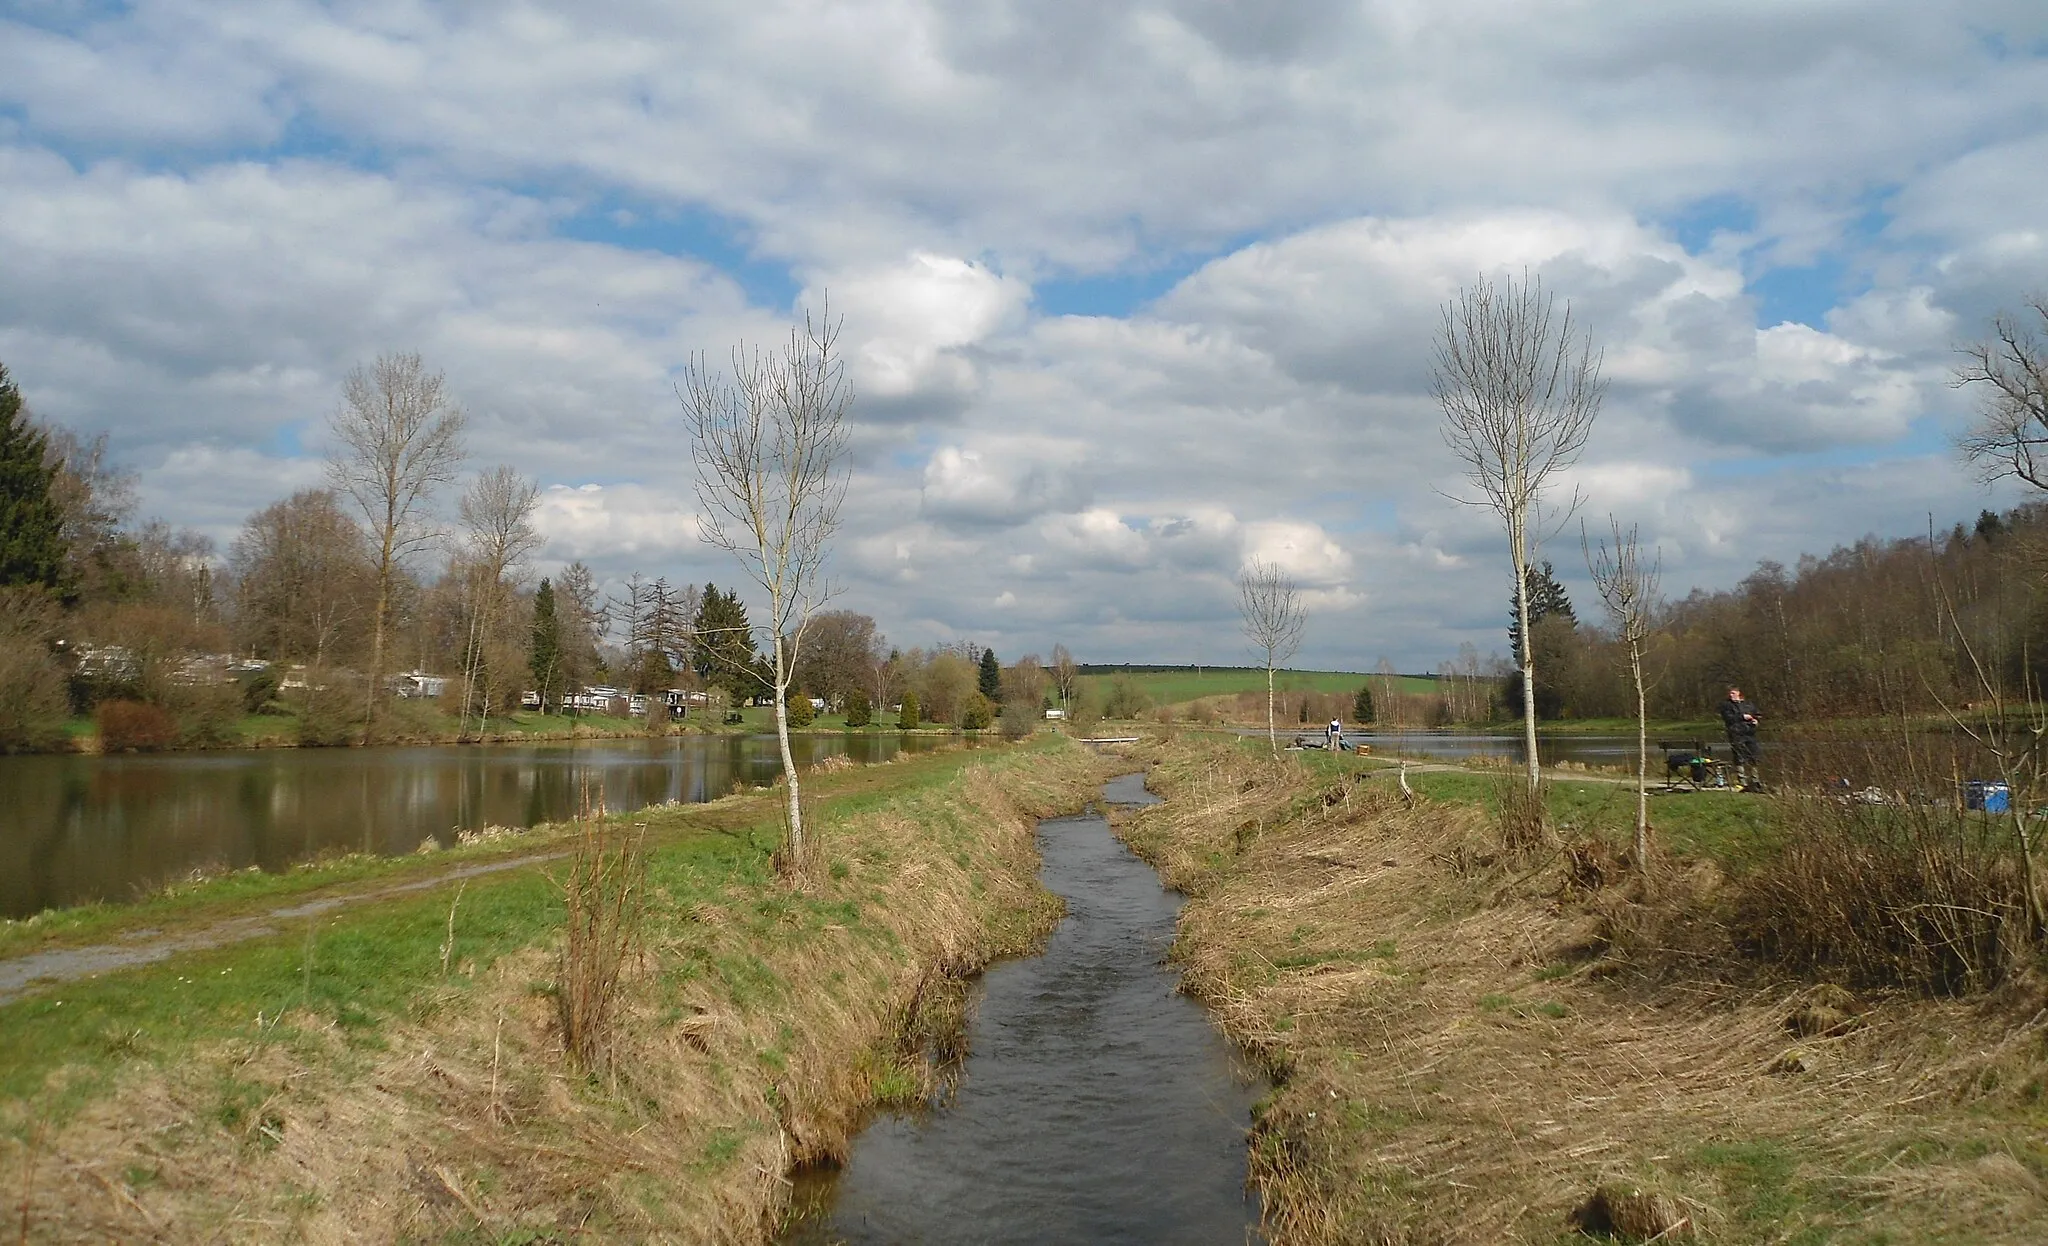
680,304,852,669
459,464,541,585
1585,516,1661,645
1957,298,2048,491
1434,271,1604,531
327,352,467,567
1239,559,1306,666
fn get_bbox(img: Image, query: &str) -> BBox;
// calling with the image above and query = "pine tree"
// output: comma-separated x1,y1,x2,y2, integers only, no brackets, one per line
691,584,760,705
978,646,1002,701
1353,683,1375,724
529,577,563,711
0,363,65,591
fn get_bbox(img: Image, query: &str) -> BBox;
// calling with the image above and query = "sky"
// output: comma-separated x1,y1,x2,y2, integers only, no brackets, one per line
5,1,2048,673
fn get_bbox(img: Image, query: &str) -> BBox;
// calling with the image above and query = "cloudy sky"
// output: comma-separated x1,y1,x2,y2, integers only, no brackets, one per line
5,2,2047,671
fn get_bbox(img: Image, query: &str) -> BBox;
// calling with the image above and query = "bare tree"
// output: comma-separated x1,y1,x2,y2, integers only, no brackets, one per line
229,488,374,666
1238,558,1306,757
1958,298,2048,490
455,465,540,737
327,353,467,741
1586,516,1661,875
1435,271,1604,790
1050,643,1080,715
682,305,851,865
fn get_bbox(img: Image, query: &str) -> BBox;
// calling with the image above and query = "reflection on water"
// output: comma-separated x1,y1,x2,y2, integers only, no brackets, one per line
0,733,944,919
785,778,1263,1244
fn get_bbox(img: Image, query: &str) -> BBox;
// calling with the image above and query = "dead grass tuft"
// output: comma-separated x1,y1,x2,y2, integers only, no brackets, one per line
1117,735,2048,1244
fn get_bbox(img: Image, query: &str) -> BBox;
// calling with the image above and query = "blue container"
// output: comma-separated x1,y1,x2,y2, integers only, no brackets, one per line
1964,781,2011,813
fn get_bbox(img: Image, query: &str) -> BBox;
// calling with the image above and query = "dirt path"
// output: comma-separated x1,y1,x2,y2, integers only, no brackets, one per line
0,850,565,1005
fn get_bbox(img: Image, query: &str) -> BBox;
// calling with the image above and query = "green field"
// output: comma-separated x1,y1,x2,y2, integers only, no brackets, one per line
1076,666,1435,707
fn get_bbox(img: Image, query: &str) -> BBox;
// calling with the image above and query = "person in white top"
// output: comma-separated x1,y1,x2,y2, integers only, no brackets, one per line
1327,717,1343,750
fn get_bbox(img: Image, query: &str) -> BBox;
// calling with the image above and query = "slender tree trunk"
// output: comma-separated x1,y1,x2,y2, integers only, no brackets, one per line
773,630,803,855
1632,642,1650,876
1266,659,1278,758
365,565,390,744
1512,526,1540,789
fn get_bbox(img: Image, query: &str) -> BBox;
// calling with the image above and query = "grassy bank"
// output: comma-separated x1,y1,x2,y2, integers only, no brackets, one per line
2,737,1108,1241
1114,735,2048,1243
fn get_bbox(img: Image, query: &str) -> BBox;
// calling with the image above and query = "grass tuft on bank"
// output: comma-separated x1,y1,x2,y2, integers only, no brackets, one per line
1111,734,2048,1244
2,736,1108,1241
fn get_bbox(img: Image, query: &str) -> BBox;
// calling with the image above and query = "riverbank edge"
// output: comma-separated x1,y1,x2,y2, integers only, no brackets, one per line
21,713,996,757
2,737,1115,1242
1110,734,2048,1244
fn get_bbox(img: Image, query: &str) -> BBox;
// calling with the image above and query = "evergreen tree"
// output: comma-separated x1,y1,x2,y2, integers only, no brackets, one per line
978,645,1002,701
1504,561,1577,721
0,363,65,590
1353,683,1375,724
691,584,760,705
844,688,872,728
1507,560,1575,655
898,690,920,730
785,685,815,727
528,577,563,711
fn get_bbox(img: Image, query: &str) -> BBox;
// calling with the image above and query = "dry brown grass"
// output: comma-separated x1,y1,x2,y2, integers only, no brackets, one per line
5,743,1107,1242
1117,737,2048,1244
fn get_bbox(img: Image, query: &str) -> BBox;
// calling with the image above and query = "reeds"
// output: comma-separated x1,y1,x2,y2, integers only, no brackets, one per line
556,790,648,1071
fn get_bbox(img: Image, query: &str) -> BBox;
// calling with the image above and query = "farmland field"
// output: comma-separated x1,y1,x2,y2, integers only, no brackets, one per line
1075,666,1436,707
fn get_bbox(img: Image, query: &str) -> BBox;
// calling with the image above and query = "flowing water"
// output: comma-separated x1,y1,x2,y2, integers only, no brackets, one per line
0,733,951,919
784,775,1263,1245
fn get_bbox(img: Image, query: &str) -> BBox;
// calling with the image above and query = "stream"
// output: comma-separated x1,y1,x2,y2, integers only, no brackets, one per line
784,773,1264,1244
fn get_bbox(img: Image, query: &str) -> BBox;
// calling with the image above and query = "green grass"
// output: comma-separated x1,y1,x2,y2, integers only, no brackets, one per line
1079,667,1431,709
0,738,1057,1127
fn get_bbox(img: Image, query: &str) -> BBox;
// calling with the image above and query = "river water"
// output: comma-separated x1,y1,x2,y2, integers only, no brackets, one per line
0,733,949,919
784,775,1264,1245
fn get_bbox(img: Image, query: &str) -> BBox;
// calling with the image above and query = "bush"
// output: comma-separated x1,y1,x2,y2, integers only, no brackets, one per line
97,699,178,751
1735,799,2030,994
1101,674,1152,719
238,667,281,713
0,588,69,751
844,689,872,728
168,682,243,747
999,700,1036,740
961,692,995,731
898,691,920,730
785,689,815,728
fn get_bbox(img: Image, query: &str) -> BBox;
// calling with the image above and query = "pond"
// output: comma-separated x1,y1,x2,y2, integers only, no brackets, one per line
0,733,951,919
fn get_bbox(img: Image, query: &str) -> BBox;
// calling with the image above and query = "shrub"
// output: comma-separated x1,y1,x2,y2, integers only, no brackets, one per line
998,699,1036,740
169,682,243,747
785,688,815,728
1735,798,2030,994
897,691,920,730
1101,674,1151,719
961,692,995,731
96,699,178,752
238,667,281,713
844,689,872,728
0,588,69,751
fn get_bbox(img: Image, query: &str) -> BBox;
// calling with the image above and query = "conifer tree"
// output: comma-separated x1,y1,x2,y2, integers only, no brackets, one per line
529,577,563,711
978,646,1002,701
0,363,65,591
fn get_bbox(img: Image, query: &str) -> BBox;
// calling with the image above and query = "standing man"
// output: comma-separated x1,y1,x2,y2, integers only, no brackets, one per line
1327,716,1344,751
1718,686,1763,791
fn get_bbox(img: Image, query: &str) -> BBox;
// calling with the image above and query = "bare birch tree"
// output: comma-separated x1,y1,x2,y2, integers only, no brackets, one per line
1050,643,1080,715
327,353,467,741
1435,272,1604,790
1586,516,1660,875
1239,558,1306,758
682,305,851,866
455,465,540,737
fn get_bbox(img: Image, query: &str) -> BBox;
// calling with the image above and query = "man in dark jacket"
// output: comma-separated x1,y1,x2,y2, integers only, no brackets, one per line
1718,687,1762,791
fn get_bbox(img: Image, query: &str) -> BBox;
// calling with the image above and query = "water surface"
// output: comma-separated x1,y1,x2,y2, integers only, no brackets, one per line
0,733,944,918
786,777,1262,1244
